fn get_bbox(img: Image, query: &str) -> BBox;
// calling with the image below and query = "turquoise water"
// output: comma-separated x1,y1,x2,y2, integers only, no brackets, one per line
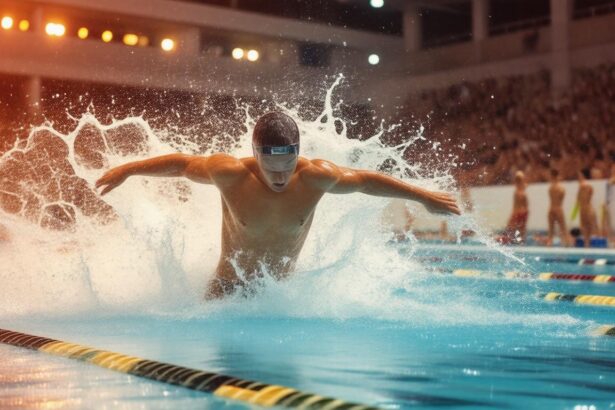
1,80,613,409
2,246,615,410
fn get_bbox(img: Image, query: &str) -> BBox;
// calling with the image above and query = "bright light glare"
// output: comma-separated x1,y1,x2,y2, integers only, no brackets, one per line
18,19,29,31
247,49,259,61
123,33,138,46
45,22,66,37
161,38,175,51
370,0,384,8
1,16,14,30
77,27,88,39
368,54,380,65
232,47,244,60
101,30,113,42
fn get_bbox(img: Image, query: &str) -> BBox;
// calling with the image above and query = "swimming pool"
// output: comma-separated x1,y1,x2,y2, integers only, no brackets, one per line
2,244,614,409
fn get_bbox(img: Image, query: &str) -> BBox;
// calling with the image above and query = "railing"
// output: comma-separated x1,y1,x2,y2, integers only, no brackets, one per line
489,16,550,36
422,32,472,49
574,1,615,19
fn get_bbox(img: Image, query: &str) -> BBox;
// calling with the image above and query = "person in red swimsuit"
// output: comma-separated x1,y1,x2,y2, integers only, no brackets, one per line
502,171,529,244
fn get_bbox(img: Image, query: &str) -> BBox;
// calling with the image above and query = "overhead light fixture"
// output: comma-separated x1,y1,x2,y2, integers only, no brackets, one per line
77,27,88,39
160,38,175,51
101,30,113,42
123,33,139,46
1,16,14,30
246,49,259,62
368,54,380,65
18,19,29,31
232,47,244,60
45,22,66,37
370,0,384,8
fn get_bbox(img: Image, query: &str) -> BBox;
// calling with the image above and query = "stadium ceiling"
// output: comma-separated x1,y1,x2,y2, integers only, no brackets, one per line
345,0,468,12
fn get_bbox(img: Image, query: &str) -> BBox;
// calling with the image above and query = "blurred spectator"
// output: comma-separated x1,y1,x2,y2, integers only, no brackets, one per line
502,171,529,244
547,168,570,246
401,63,615,186
577,168,598,247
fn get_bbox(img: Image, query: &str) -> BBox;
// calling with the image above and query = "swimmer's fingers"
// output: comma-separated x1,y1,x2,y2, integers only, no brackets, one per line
426,194,461,215
95,172,113,189
96,168,128,195
99,183,118,196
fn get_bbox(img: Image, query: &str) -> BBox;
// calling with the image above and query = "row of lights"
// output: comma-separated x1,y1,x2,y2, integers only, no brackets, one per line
4,14,376,65
232,47,260,62
1,15,176,52
1,16,29,31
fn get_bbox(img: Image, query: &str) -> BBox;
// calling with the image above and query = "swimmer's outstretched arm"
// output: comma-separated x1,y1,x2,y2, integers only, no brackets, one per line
307,159,461,215
95,153,242,195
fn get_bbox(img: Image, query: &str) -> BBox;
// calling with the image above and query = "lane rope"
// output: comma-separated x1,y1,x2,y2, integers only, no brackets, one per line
0,328,377,410
541,292,615,308
591,325,615,336
419,256,615,266
450,269,615,284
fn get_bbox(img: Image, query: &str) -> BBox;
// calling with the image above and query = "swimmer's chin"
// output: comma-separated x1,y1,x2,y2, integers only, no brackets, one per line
269,183,288,192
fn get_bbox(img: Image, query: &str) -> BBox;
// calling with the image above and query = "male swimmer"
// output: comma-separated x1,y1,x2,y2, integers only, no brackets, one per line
547,169,569,246
577,168,597,247
96,112,460,298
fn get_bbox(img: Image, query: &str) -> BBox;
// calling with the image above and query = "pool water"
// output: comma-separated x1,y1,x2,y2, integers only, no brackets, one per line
2,245,615,410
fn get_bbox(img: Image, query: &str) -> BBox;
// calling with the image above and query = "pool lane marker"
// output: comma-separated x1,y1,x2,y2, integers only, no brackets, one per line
538,273,615,283
591,325,615,337
541,292,615,307
451,269,615,284
421,256,615,266
0,329,378,410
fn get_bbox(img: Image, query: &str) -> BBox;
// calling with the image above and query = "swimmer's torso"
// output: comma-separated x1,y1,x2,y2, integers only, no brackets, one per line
207,158,325,297
549,183,565,216
578,183,593,209
513,188,528,212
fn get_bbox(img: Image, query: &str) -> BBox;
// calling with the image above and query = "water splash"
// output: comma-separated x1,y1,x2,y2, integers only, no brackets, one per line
0,76,573,328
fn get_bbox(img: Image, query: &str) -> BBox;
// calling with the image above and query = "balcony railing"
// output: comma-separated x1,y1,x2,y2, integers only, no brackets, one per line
574,1,615,19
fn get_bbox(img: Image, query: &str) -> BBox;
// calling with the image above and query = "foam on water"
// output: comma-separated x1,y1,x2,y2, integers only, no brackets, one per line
0,76,578,328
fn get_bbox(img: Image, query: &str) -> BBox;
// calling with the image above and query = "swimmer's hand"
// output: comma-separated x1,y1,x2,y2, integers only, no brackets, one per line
421,191,461,216
96,166,130,196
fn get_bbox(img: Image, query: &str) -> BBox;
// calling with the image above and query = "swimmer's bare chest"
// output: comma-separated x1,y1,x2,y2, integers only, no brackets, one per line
219,174,324,243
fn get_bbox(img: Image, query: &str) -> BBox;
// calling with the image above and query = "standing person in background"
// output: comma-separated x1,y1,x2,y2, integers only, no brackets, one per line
547,169,570,246
503,171,529,244
603,164,615,246
577,168,598,247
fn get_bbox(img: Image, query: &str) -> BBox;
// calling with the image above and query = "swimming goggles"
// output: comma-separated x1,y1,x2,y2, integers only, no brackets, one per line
253,143,299,155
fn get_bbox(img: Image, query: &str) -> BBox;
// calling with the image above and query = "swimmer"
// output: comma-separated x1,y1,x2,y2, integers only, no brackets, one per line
577,168,598,247
502,171,528,244
96,112,460,298
547,169,570,246
602,163,615,245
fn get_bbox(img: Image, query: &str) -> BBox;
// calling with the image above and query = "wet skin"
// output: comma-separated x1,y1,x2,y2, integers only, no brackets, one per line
96,153,460,298
547,178,569,246
577,176,597,247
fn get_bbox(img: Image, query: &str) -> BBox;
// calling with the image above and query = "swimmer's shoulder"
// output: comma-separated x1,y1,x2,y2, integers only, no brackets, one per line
200,153,250,183
298,158,343,190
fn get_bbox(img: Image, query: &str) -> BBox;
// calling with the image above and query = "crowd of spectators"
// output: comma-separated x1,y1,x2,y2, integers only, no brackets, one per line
403,63,615,186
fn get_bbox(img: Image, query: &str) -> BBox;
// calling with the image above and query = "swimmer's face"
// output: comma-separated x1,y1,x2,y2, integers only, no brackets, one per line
254,152,298,192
